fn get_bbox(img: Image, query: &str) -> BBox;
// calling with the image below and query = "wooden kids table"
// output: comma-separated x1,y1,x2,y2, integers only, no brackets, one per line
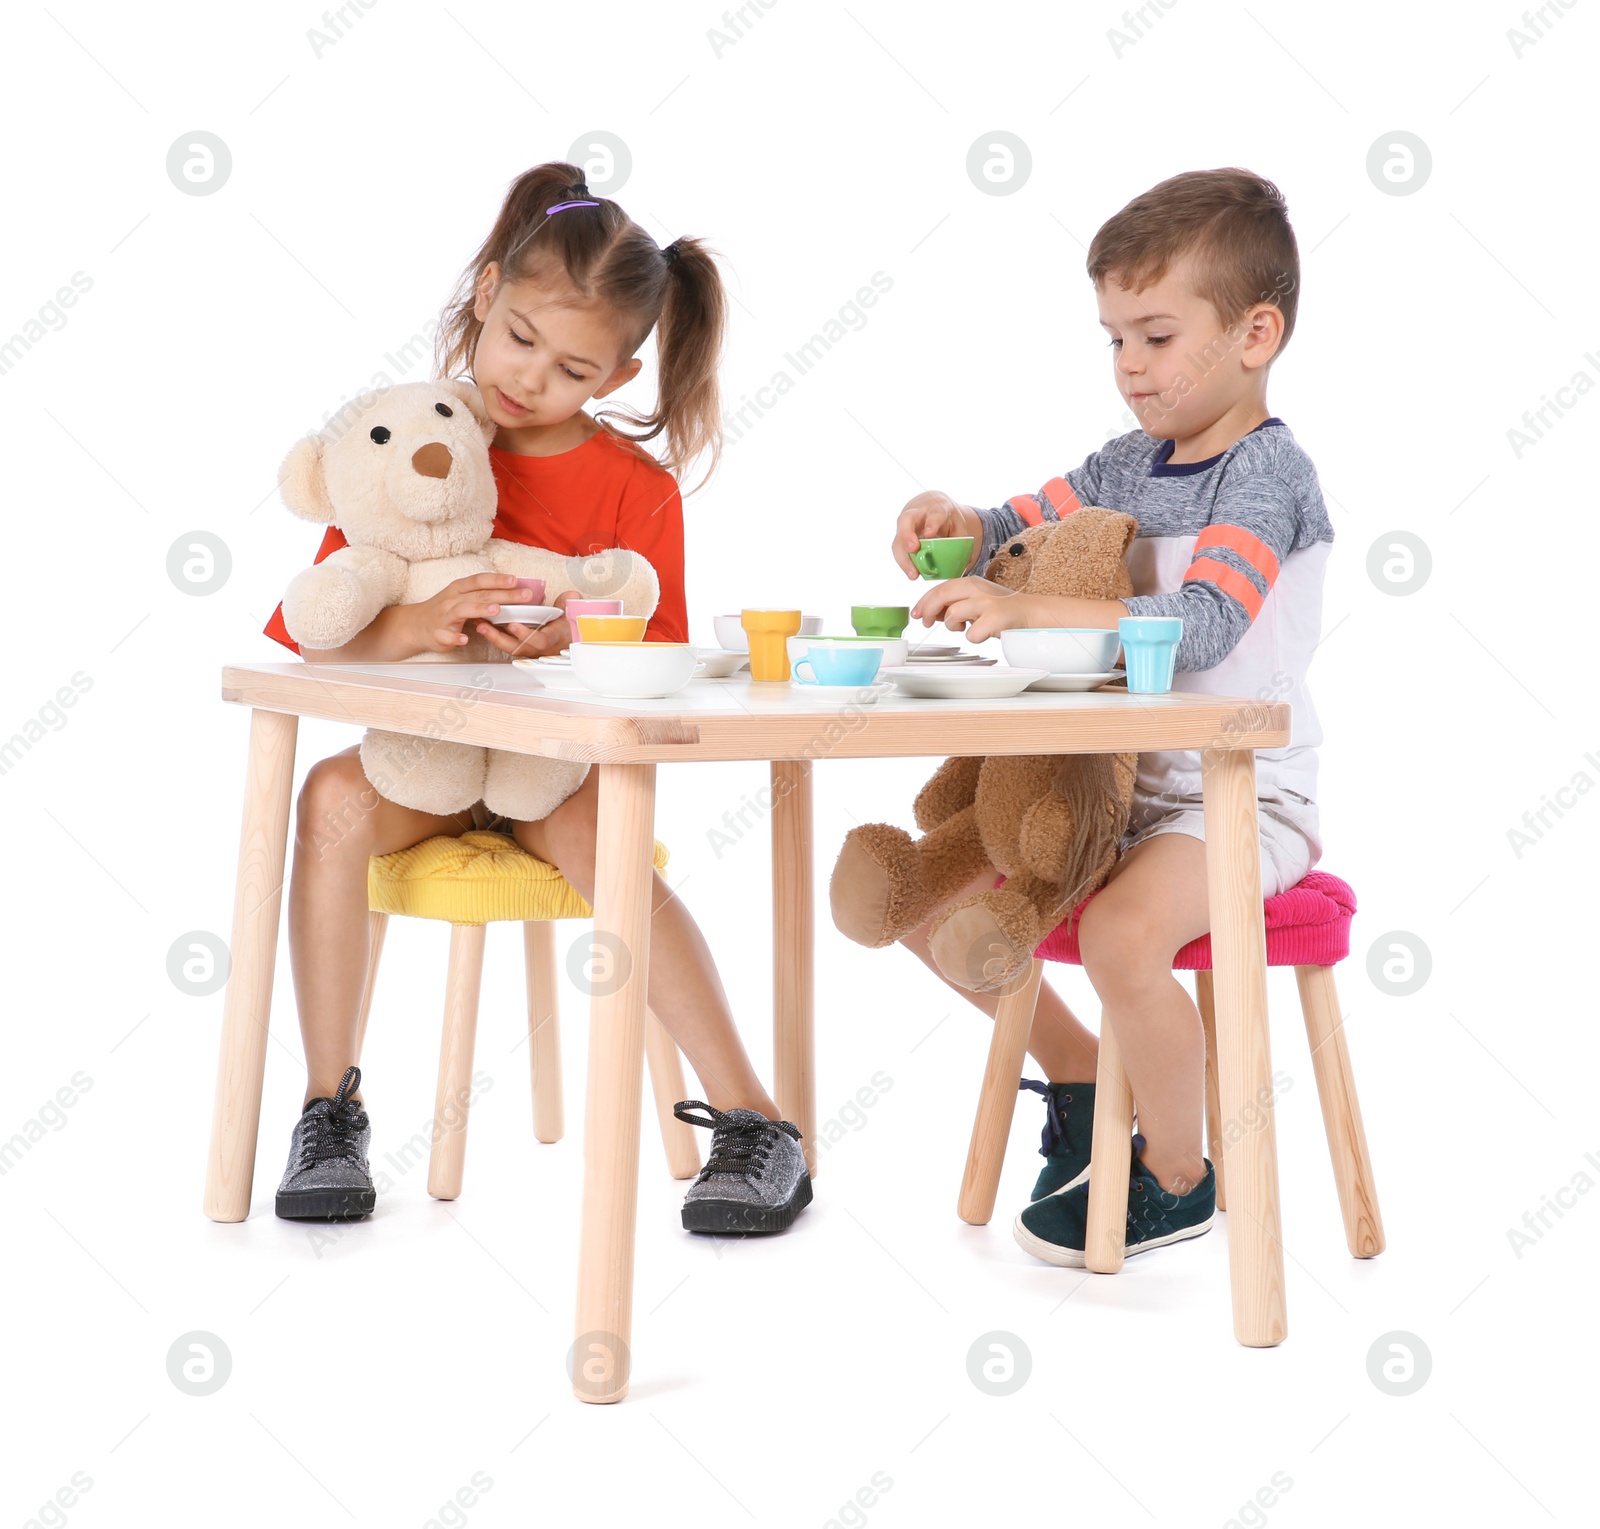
205,658,1293,1398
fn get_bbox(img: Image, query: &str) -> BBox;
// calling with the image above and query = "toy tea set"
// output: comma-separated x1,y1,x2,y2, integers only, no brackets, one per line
514,529,1182,704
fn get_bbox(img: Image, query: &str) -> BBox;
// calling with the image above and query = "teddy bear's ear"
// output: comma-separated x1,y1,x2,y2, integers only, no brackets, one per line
445,379,497,445
1104,508,1138,557
278,434,336,523
1073,505,1136,558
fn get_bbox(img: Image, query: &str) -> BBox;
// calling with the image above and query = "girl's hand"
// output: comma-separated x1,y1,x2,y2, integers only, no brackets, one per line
912,577,1031,644
406,573,527,654
475,588,577,659
893,492,983,580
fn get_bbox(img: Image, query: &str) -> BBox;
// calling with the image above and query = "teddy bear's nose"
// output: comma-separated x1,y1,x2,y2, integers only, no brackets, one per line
411,442,453,479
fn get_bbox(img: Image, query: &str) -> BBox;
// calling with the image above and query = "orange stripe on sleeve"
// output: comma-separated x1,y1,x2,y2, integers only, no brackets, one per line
1039,476,1081,516
1183,555,1266,622
1194,523,1279,589
1007,493,1044,527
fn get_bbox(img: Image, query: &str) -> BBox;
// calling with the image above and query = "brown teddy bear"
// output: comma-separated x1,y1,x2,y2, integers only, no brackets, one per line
829,506,1140,994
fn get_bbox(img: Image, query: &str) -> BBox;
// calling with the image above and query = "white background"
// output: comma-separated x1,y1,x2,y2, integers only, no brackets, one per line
3,2,1595,1525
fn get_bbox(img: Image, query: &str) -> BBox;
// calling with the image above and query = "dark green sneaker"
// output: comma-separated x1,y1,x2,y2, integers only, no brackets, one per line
1016,1079,1147,1201
1017,1079,1095,1200
1012,1154,1216,1268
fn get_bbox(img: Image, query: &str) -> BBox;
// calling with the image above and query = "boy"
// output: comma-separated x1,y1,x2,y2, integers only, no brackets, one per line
888,168,1331,1265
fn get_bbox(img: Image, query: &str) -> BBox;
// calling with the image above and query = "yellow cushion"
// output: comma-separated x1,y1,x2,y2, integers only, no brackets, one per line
368,830,670,925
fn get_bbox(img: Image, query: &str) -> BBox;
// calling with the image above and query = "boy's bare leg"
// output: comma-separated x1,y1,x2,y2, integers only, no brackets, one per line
896,866,1100,1084
513,770,780,1119
1077,832,1213,1195
288,745,476,1107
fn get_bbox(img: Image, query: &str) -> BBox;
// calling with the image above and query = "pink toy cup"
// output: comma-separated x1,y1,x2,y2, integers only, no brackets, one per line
513,577,547,605
564,598,624,642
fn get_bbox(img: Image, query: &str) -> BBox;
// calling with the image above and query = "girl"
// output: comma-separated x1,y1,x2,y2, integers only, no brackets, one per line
261,162,810,1234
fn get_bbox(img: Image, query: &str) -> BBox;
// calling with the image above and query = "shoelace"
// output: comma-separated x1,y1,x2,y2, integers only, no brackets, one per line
672,1101,800,1183
1018,1078,1147,1161
298,1065,369,1170
1017,1078,1071,1159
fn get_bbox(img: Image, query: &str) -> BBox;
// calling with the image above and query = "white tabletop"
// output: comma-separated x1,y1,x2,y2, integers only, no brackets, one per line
313,660,1193,716
222,660,1291,763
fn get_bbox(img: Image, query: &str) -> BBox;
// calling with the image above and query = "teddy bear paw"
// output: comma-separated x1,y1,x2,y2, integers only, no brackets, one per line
829,825,931,947
481,754,590,824
928,890,1044,994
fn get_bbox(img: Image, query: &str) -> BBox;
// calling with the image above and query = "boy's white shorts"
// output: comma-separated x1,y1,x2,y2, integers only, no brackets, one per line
1120,772,1322,901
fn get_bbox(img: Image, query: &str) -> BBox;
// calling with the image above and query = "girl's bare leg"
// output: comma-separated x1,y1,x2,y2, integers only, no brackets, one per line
896,866,1101,1084
1076,832,1213,1195
288,745,475,1106
513,770,780,1119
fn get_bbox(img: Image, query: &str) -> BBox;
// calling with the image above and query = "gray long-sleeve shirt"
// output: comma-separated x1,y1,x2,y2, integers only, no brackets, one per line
972,418,1333,673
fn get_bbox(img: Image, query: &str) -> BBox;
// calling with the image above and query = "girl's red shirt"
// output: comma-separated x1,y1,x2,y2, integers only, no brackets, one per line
262,429,688,652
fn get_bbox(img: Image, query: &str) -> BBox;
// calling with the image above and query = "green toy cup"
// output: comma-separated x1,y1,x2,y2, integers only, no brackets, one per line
909,536,975,580
851,605,911,638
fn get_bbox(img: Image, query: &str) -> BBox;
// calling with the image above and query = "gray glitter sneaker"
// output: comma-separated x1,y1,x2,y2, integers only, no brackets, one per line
275,1066,376,1221
672,1101,812,1234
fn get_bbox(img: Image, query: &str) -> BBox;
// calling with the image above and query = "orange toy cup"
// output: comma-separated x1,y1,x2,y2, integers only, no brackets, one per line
740,609,803,681
575,614,648,643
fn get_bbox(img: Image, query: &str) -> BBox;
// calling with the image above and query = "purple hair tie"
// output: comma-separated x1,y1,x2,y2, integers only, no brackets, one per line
546,199,599,214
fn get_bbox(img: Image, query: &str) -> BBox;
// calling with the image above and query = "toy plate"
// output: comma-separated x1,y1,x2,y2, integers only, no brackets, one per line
490,604,563,626
880,665,1050,700
1023,671,1121,692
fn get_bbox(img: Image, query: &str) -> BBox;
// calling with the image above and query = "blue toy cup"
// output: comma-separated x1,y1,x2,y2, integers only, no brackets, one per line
1117,617,1183,694
793,643,883,686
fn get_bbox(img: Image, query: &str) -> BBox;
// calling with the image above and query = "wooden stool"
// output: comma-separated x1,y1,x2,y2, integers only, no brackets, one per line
959,871,1383,1272
363,829,699,1199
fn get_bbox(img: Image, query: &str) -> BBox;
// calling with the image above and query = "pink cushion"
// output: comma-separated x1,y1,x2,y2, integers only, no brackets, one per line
1032,870,1356,970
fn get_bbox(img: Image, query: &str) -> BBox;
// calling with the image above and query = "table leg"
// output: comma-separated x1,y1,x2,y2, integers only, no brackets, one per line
770,759,816,1175
1200,747,1287,1347
572,762,656,1403
204,708,299,1222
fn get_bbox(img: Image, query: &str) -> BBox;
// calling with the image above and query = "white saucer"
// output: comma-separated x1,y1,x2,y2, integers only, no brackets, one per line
903,643,962,657
692,646,750,677
785,680,893,704
1024,671,1121,692
904,653,996,666
490,604,562,627
880,665,1050,700
511,658,585,688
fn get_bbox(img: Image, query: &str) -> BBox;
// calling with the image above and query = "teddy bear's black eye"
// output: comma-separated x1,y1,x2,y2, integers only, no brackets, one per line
370,426,391,444
435,403,453,417
1008,542,1025,556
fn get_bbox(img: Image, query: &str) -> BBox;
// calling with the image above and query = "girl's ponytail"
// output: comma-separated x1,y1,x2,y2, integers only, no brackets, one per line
436,161,727,492
596,235,725,492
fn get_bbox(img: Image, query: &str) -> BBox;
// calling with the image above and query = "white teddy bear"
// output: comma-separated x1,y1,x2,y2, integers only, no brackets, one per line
277,378,660,822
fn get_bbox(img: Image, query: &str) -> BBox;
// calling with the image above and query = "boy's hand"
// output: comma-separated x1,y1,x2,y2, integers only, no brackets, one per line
893,491,983,580
475,588,576,659
912,577,1032,644
404,573,528,654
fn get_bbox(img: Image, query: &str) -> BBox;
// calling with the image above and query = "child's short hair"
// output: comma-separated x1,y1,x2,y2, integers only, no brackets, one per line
1087,168,1299,358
